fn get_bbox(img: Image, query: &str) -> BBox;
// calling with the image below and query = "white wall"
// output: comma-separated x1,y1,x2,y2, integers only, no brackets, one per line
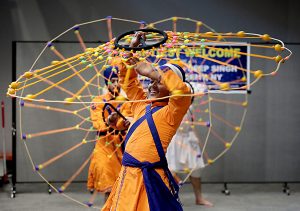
1,0,300,182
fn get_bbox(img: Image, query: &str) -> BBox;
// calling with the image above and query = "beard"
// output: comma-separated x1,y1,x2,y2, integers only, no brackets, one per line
107,86,120,96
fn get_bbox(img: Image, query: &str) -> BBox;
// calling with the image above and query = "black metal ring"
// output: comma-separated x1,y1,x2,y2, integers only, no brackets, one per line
101,102,127,130
114,28,168,51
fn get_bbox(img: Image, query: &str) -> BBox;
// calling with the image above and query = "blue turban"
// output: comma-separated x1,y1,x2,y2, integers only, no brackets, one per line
103,66,119,85
160,63,186,82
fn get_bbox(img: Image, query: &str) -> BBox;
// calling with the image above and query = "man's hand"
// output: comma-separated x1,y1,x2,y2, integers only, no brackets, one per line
107,112,119,126
123,119,131,129
107,112,132,130
135,62,161,82
129,32,146,48
124,31,161,82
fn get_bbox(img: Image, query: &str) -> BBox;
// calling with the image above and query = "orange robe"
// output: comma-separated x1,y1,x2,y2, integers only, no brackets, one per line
102,62,191,210
87,92,132,193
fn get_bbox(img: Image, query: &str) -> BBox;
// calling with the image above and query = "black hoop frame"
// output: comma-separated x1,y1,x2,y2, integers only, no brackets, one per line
114,28,168,51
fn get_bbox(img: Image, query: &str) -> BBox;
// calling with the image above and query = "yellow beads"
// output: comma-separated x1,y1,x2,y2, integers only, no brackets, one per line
217,34,223,41
8,88,16,95
148,23,154,28
261,34,271,41
184,39,190,44
234,126,241,132
237,31,245,37
51,60,60,65
115,95,127,101
85,48,94,52
196,21,202,26
183,168,190,173
23,72,34,79
64,97,74,104
225,142,232,148
24,94,36,101
242,101,248,107
254,70,263,78
207,159,214,165
274,44,282,51
220,83,230,91
10,82,20,89
274,55,283,63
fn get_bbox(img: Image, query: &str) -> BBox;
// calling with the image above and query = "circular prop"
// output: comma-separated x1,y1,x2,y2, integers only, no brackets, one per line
7,16,292,208
102,102,127,128
114,28,168,51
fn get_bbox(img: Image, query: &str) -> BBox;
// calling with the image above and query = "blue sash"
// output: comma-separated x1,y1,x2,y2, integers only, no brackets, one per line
123,106,161,147
122,105,183,211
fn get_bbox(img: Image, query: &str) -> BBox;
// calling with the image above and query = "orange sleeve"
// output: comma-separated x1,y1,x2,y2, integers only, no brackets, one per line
120,101,133,117
90,96,108,131
115,59,146,101
111,58,146,117
160,69,191,124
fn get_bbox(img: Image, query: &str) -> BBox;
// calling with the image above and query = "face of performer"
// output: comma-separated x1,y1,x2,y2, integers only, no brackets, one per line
107,78,120,95
147,80,169,100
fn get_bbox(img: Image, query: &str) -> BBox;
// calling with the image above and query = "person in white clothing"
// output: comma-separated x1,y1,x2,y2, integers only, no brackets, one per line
166,82,213,206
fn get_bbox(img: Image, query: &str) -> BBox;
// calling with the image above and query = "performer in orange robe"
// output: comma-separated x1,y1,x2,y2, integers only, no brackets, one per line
102,33,191,211
87,66,131,201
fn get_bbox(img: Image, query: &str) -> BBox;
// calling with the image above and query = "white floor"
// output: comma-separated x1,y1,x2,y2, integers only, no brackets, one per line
1,183,300,211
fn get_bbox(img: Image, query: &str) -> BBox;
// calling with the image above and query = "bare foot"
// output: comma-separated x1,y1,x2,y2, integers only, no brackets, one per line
196,198,213,207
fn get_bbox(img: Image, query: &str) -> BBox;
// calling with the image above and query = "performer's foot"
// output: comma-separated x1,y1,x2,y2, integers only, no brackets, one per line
195,198,213,207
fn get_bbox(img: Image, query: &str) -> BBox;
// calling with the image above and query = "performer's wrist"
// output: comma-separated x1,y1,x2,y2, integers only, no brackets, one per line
149,68,161,83
122,52,133,59
122,53,140,66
